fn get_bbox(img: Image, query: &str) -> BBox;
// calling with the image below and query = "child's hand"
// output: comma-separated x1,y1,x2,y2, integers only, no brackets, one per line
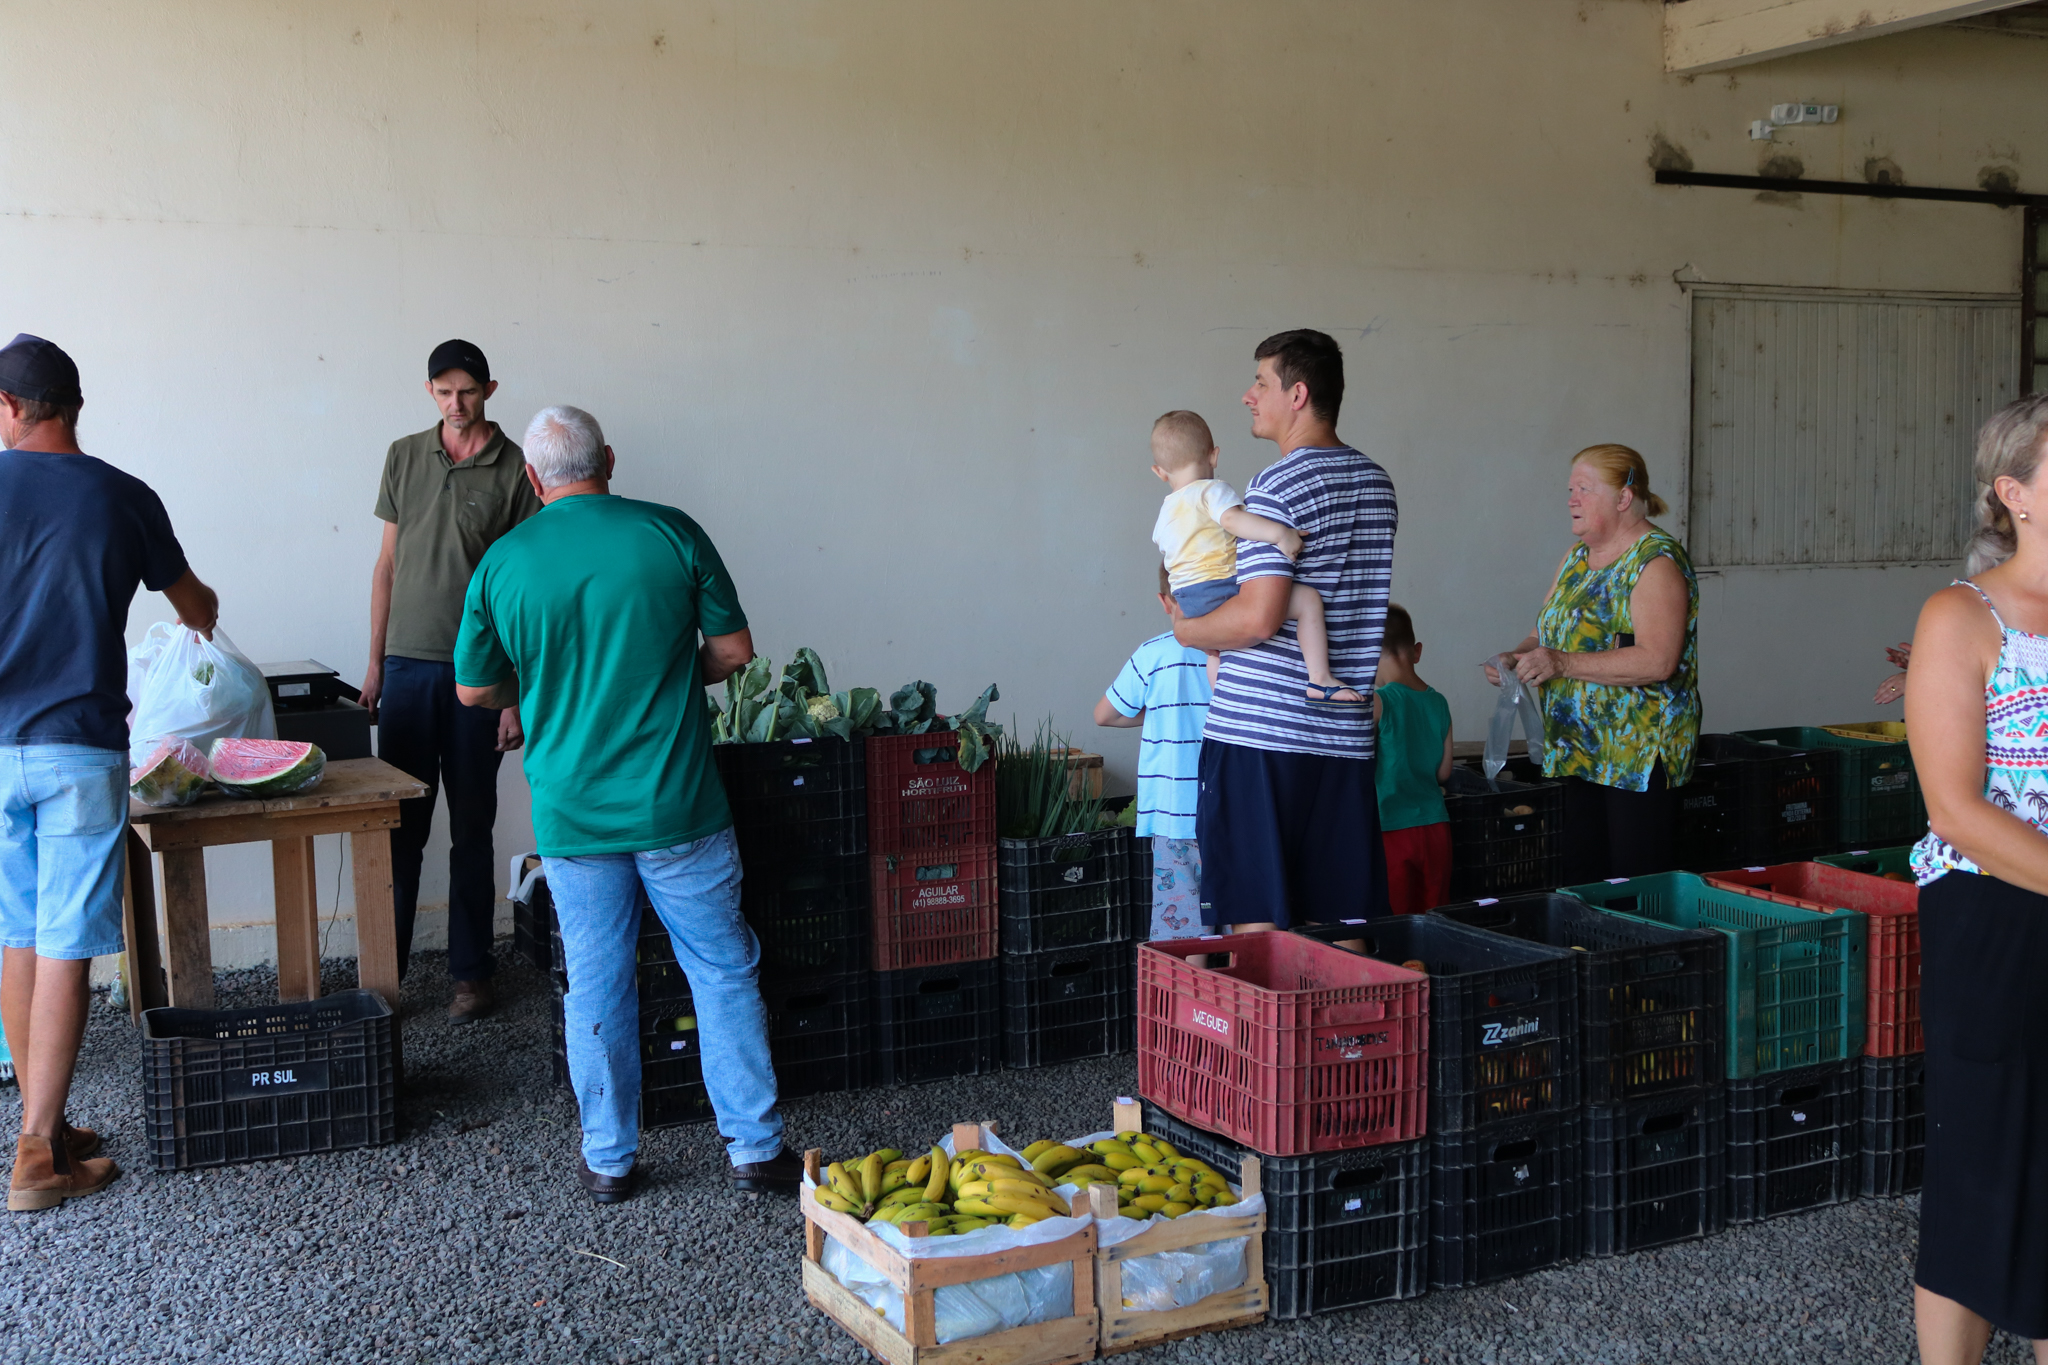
1277,527,1305,562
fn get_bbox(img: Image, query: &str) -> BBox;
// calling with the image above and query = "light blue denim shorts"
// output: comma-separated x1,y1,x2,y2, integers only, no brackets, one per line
0,744,129,959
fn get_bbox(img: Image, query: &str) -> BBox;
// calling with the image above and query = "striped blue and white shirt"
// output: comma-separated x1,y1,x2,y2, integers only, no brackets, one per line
1204,445,1397,761
1107,632,1212,839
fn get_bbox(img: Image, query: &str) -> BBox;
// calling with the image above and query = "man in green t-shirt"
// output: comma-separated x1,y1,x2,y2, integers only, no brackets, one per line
361,340,542,1023
454,404,795,1202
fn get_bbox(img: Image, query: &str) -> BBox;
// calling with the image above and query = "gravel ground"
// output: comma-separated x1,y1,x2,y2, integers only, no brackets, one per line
0,949,2029,1365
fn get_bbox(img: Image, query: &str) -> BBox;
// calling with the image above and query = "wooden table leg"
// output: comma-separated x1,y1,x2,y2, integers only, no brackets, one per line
272,836,322,1003
159,847,215,1010
120,828,166,1021
351,828,403,1076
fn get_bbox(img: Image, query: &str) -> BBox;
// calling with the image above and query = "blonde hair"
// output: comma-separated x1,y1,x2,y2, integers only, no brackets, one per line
1966,394,2048,575
1572,443,1668,518
1151,410,1215,471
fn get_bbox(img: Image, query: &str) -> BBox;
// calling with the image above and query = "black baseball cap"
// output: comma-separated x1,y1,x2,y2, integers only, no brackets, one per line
0,334,82,405
427,338,490,386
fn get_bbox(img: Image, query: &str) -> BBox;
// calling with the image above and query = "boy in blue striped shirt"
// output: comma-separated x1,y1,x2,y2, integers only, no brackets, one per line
1096,569,1213,938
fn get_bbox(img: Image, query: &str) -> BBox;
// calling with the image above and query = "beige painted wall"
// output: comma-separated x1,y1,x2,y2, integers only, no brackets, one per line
4,1,2042,947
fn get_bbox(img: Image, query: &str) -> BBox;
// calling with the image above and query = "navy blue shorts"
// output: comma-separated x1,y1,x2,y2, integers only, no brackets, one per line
1171,577,1239,619
1195,739,1389,929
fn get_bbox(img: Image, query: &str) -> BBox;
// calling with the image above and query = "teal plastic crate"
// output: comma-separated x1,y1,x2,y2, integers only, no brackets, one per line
1559,872,1866,1080
1735,727,1924,849
1815,846,1915,879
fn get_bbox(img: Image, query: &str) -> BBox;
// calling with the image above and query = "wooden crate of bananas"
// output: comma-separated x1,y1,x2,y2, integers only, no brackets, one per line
1081,1098,1268,1354
800,1122,1100,1365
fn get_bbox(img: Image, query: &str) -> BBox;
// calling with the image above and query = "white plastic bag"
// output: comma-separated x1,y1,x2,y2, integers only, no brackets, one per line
126,623,275,770
1483,653,1546,787
811,1128,1086,1344
1063,1128,1265,1314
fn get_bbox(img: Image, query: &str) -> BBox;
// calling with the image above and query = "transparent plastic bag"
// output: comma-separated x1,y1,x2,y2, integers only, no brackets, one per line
1063,1128,1265,1314
126,623,275,770
128,737,211,808
1483,653,1545,787
810,1129,1086,1344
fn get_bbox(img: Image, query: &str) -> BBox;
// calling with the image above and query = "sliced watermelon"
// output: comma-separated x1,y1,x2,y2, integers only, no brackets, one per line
208,738,326,798
130,739,210,808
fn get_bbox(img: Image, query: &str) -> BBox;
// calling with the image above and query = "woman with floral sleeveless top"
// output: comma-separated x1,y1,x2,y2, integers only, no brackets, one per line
1906,393,2048,1363
1488,444,1700,882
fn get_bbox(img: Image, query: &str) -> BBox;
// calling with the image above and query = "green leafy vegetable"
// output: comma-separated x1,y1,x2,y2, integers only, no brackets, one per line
995,717,1106,838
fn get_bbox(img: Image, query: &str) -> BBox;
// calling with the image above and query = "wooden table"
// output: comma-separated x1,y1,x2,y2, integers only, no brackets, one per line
122,757,427,1023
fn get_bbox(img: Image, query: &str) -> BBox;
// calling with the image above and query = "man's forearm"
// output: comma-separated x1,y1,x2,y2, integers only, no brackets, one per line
367,563,394,662
1173,578,1291,652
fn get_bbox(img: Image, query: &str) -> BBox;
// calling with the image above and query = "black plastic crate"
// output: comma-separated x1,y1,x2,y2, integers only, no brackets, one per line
741,854,870,976
1432,894,1726,1104
1295,916,1580,1132
1860,1052,1925,1198
1001,940,1135,1069
1706,733,1838,864
998,827,1138,952
1430,1109,1583,1289
1128,832,1154,938
1670,755,1749,873
762,969,872,1099
1726,1060,1860,1223
717,736,868,859
548,995,716,1130
1444,762,1565,901
872,959,1000,1086
1583,1088,1725,1256
142,990,397,1171
512,878,554,973
1144,1110,1428,1318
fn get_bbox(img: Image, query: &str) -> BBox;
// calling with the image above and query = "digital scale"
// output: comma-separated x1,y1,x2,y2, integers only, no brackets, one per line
258,659,373,760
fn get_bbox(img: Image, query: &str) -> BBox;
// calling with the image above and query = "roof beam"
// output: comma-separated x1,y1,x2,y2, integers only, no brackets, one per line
1665,0,2034,72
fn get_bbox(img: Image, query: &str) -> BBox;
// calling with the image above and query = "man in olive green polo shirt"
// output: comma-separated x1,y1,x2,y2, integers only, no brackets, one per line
360,339,542,1022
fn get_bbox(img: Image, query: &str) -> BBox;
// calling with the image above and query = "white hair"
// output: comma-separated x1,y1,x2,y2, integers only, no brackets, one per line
524,405,606,489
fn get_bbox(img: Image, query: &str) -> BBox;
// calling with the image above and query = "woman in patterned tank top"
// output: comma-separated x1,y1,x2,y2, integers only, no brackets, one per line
1905,392,2048,1362
1487,444,1700,882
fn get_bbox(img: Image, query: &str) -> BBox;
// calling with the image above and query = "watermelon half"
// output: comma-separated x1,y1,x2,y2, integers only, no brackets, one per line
130,739,210,808
208,738,327,798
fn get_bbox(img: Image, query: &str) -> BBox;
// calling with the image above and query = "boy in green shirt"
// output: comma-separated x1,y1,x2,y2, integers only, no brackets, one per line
1372,605,1453,913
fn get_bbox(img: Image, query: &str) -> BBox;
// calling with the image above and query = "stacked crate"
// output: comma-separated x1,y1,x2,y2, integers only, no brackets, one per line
865,731,1001,1083
1704,862,1924,1197
718,737,874,1099
1294,917,1585,1289
1563,872,1867,1223
996,824,1141,1070
1737,724,1923,852
1441,757,1565,902
1432,895,1728,1258
1671,734,1838,871
1134,932,1431,1317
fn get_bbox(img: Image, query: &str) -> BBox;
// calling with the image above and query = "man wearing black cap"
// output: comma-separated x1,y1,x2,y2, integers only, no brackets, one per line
0,334,219,1211
361,340,541,1021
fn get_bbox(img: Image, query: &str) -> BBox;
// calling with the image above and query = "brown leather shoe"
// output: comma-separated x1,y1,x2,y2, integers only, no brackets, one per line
578,1160,637,1205
61,1123,101,1161
9,1133,118,1212
448,979,495,1024
729,1149,803,1193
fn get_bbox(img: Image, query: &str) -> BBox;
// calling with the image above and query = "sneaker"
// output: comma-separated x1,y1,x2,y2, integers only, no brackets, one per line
448,980,495,1024
729,1149,804,1193
9,1133,118,1212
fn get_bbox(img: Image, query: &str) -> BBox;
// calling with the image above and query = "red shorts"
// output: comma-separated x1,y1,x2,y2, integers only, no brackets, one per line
1381,822,1452,915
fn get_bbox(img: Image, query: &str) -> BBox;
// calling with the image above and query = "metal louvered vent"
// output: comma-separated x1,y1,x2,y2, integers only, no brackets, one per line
1688,287,2019,568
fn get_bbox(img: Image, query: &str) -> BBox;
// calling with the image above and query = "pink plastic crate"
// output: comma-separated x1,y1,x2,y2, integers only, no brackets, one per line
1136,933,1429,1156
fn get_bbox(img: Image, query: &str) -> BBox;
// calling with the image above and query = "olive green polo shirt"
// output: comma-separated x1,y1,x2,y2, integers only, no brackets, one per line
373,423,544,662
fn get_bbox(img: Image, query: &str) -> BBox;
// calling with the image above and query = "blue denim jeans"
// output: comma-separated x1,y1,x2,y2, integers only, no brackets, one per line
544,827,783,1176
0,744,128,959
378,656,503,982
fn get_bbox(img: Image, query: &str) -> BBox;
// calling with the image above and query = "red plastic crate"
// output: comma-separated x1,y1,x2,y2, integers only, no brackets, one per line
1135,933,1429,1157
869,847,997,971
1704,862,1921,1056
865,731,998,856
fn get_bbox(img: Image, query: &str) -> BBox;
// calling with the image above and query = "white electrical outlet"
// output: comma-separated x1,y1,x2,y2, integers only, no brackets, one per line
1769,103,1839,126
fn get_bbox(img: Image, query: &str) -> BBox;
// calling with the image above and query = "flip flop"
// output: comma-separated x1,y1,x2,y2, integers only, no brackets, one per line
1305,683,1371,707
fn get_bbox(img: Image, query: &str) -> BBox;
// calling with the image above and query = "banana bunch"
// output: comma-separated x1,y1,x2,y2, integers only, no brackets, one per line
812,1144,1067,1236
1090,1131,1240,1219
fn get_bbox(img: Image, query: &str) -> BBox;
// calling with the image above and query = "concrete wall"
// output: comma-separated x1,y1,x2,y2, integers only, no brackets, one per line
4,1,2041,957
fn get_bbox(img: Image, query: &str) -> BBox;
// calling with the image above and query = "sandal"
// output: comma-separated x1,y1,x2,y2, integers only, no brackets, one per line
1305,683,1370,707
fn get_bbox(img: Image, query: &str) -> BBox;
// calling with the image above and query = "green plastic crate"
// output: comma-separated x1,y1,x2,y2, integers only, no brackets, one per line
1560,872,1866,1080
1736,726,1924,849
1816,846,1915,879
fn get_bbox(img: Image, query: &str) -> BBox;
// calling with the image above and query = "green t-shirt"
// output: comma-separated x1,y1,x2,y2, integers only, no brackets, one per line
453,494,747,857
1374,681,1451,833
374,423,544,663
